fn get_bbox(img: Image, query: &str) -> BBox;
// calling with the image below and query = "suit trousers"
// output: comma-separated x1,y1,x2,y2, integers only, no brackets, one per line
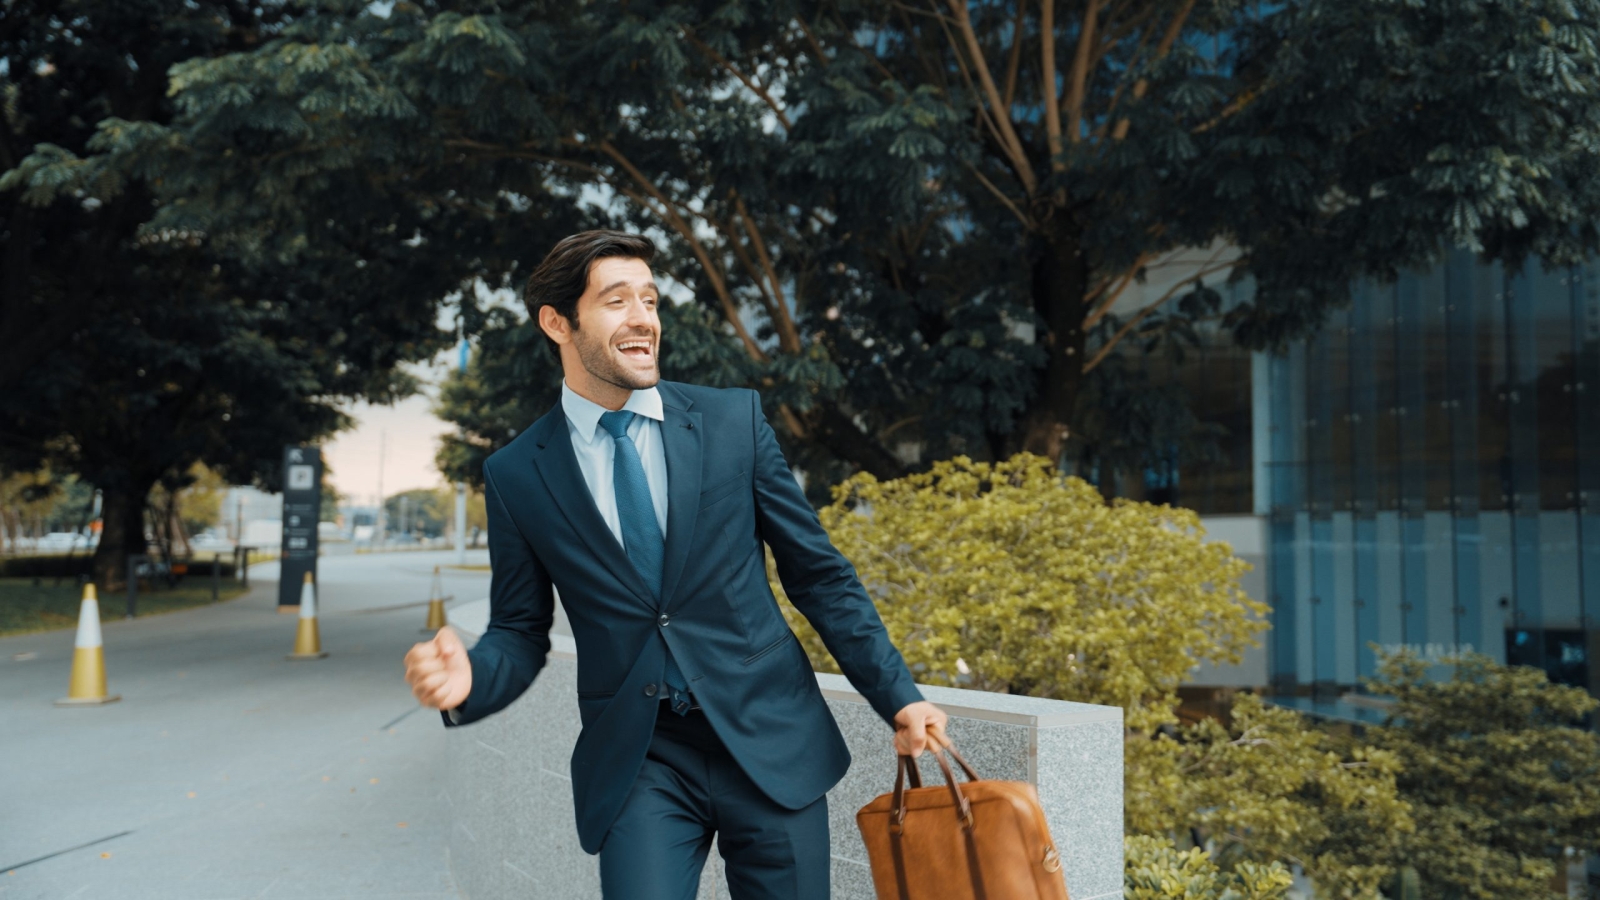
598,700,830,900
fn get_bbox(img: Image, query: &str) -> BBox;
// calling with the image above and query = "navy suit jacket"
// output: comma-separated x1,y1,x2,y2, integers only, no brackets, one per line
442,381,924,854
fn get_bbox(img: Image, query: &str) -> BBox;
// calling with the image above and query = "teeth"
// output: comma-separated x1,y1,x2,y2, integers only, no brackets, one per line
617,341,651,351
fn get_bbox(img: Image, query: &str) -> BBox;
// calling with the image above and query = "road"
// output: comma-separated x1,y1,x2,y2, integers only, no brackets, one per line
0,549,493,900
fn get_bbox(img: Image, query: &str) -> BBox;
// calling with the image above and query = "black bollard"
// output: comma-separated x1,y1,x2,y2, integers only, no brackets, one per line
125,555,138,619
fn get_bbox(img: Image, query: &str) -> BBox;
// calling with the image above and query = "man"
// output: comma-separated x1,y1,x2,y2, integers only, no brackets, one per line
404,230,946,900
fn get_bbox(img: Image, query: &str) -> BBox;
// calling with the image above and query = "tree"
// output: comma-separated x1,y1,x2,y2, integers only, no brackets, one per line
1367,653,1600,900
157,0,1600,491
804,0,1600,462
1,1,454,588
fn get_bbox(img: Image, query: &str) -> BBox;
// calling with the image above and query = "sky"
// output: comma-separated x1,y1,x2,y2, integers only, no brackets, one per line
322,284,511,507
322,381,456,507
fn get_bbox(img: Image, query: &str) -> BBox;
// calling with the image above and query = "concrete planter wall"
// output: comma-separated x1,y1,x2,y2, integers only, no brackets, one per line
443,600,1124,900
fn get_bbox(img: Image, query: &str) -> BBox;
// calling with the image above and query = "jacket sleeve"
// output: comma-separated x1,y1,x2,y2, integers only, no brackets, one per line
748,390,924,726
441,461,555,728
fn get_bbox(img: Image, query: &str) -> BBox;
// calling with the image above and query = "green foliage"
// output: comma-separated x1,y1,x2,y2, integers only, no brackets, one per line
770,453,1265,731
1125,835,1293,900
1128,694,1411,899
1366,652,1600,900
88,0,1600,494
1,0,451,586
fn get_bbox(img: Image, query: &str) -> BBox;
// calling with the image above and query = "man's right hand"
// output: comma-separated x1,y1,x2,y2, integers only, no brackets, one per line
405,625,472,711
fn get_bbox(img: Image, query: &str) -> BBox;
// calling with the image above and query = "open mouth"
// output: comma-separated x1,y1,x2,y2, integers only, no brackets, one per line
615,338,654,361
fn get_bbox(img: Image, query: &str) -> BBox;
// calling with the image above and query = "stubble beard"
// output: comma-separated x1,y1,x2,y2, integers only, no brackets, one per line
573,324,659,393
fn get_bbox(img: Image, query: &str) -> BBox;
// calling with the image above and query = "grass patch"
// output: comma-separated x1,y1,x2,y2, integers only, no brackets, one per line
0,577,250,638
446,564,491,572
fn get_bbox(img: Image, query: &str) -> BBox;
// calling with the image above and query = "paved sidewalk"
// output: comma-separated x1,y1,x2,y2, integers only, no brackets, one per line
0,550,493,900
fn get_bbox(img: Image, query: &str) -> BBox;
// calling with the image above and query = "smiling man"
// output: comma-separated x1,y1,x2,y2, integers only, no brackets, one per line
403,231,945,900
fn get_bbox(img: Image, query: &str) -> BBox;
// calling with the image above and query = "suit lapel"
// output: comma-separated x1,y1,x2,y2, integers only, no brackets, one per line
527,408,656,609
659,384,702,609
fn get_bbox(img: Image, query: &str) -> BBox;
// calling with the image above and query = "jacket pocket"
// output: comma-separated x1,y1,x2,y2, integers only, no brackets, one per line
576,689,616,701
741,632,795,666
698,470,748,510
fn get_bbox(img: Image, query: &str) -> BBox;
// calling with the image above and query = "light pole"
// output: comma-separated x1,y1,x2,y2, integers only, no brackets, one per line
455,328,470,563
374,429,386,549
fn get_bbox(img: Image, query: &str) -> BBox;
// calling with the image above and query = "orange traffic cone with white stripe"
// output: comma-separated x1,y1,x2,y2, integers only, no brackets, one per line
55,583,121,706
422,565,448,633
286,571,328,660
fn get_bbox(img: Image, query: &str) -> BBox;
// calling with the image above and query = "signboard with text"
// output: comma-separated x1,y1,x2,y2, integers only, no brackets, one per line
277,445,323,609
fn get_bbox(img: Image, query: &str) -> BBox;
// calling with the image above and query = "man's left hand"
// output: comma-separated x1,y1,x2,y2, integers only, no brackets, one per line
893,701,949,757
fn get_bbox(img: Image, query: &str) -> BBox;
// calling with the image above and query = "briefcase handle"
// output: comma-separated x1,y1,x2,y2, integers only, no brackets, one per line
890,737,982,833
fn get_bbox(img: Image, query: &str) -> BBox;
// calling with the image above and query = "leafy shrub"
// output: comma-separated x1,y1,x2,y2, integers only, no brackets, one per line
1125,834,1292,900
1367,652,1600,900
1129,693,1411,899
773,453,1266,731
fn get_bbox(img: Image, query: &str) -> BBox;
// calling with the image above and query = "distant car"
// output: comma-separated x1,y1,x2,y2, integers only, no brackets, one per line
190,534,235,552
36,532,91,551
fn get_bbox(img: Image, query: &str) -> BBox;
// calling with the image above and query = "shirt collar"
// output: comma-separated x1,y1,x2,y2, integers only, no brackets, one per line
561,381,664,444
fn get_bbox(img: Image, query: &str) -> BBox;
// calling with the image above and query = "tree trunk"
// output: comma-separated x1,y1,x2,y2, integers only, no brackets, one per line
1018,219,1090,462
804,402,909,481
92,482,150,592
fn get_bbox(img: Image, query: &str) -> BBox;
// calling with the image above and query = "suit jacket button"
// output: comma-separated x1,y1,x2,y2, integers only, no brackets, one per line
644,683,658,697
658,614,670,627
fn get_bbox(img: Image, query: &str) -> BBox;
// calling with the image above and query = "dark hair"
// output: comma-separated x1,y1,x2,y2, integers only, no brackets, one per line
523,230,657,355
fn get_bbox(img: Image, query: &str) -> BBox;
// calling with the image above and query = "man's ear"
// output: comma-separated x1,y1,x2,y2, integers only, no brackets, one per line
538,305,573,346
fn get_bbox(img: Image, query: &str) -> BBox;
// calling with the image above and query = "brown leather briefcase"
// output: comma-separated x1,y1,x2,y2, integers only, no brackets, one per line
856,741,1069,900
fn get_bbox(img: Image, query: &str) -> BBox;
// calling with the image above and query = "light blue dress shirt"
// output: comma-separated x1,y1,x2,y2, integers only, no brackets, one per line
559,381,669,543
446,383,672,724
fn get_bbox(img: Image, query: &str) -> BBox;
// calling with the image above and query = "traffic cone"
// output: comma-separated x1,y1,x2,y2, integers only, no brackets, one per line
422,565,448,633
55,584,121,706
287,572,328,660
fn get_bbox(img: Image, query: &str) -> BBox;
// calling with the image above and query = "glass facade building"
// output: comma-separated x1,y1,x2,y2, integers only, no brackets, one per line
1257,251,1600,698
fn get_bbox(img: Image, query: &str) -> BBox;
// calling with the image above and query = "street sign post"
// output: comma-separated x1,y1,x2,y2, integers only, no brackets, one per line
277,446,322,611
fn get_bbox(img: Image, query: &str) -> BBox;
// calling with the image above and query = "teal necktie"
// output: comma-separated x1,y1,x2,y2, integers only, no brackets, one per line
598,410,692,715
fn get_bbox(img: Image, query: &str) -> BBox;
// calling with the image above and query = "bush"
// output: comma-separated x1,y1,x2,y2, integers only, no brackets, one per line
772,453,1266,731
1129,693,1411,899
1125,834,1292,900
0,553,93,578
1367,652,1600,900
0,553,239,580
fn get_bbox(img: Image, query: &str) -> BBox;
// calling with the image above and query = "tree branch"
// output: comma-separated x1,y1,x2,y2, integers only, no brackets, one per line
1082,251,1152,329
1081,258,1238,372
964,160,1033,228
597,141,768,363
1041,0,1064,167
1002,0,1028,112
734,194,802,353
1063,0,1102,148
681,26,794,130
1110,0,1195,141
943,0,1038,195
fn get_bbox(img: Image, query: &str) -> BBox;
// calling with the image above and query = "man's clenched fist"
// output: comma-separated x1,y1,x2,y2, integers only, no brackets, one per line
405,625,472,711
893,700,949,757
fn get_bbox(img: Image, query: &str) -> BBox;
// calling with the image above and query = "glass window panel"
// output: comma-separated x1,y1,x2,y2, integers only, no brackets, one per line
1534,266,1579,510
1371,282,1401,511
1331,513,1358,684
1419,267,1453,509
1477,262,1511,512
1479,512,1515,665
1572,262,1599,673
